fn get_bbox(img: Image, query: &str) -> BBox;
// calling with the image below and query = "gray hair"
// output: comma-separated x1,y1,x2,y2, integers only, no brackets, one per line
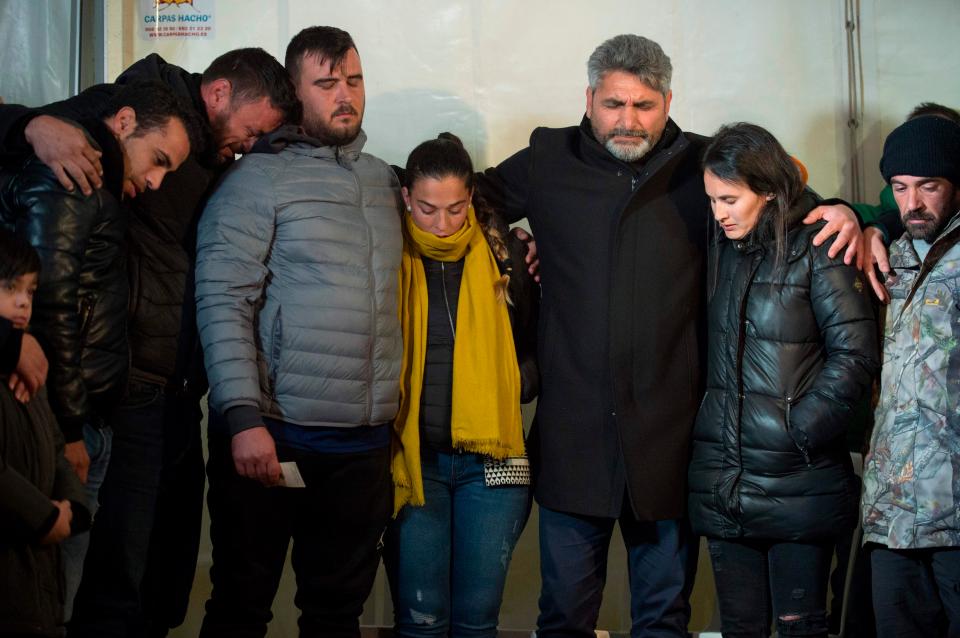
587,35,673,95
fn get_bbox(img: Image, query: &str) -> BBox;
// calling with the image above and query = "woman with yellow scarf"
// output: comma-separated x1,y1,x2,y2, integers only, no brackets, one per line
386,133,538,637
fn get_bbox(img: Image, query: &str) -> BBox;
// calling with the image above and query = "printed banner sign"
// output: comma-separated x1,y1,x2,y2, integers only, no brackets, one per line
140,0,216,40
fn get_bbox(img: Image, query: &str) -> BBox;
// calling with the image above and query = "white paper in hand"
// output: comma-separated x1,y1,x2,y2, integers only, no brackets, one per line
279,461,306,488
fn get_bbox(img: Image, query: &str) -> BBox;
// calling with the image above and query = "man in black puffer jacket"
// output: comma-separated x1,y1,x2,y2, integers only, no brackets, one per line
0,49,300,636
0,79,198,625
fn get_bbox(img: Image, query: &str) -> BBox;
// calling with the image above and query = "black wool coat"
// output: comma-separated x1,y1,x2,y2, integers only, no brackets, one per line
481,117,711,520
687,200,879,541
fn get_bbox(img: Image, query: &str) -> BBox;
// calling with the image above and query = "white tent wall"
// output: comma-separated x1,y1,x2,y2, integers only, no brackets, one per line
858,0,960,202
104,0,960,204
2,0,957,635
115,0,853,197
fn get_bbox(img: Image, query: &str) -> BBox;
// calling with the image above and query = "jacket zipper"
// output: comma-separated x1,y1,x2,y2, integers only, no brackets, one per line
609,165,656,514
350,165,376,425
608,134,688,516
728,253,762,524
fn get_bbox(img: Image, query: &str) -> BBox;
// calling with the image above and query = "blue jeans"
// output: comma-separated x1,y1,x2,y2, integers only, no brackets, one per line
536,505,691,637
384,449,531,637
708,538,833,638
871,546,960,638
61,422,113,621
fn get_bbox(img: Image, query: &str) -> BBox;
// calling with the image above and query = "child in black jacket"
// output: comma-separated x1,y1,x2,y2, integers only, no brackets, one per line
0,229,89,636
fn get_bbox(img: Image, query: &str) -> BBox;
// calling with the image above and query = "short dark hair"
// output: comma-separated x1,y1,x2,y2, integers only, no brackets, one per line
285,26,357,84
703,122,805,268
202,47,301,124
0,228,41,281
907,102,960,125
100,80,206,156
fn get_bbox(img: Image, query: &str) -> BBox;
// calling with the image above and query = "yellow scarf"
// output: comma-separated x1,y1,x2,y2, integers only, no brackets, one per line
392,206,524,515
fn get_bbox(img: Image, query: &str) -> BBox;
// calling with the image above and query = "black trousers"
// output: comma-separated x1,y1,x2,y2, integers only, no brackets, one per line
871,545,960,638
69,382,205,638
140,392,206,636
199,429,392,638
708,537,834,638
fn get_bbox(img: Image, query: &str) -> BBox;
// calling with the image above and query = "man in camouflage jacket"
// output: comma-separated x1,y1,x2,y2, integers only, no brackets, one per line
861,115,960,637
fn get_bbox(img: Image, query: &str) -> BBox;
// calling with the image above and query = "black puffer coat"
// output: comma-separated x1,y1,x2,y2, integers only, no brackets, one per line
688,196,878,541
0,119,128,441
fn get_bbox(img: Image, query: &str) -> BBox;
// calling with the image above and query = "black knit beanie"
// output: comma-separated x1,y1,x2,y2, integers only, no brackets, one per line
880,115,960,186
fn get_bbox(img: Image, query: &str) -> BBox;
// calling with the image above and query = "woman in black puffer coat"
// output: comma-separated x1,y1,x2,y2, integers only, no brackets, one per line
687,123,878,638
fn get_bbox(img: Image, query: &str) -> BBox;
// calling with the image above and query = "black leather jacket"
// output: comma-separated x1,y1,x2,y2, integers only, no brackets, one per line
0,119,128,441
0,54,217,400
688,196,879,541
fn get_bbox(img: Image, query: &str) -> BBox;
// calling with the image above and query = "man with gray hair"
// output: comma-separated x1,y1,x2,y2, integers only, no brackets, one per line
480,34,862,636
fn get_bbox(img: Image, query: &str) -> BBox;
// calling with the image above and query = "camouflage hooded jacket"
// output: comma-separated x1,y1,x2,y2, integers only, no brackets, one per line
862,211,960,549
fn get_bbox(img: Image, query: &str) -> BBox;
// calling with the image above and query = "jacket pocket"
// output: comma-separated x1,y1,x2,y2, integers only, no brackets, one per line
785,395,811,465
691,391,713,441
128,251,141,321
713,471,743,530
78,293,97,342
538,305,558,378
268,307,282,383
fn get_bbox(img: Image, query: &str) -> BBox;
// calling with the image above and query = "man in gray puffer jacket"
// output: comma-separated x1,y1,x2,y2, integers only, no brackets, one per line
195,26,402,638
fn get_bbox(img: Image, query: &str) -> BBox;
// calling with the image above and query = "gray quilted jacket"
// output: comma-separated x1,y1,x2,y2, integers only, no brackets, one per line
195,126,403,434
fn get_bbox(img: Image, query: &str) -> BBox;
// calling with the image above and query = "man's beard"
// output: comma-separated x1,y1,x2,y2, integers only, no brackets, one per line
303,104,362,146
597,126,656,162
902,209,949,242
208,109,237,163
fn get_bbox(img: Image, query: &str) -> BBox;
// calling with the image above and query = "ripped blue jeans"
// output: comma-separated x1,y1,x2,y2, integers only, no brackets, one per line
708,537,833,637
385,448,531,637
